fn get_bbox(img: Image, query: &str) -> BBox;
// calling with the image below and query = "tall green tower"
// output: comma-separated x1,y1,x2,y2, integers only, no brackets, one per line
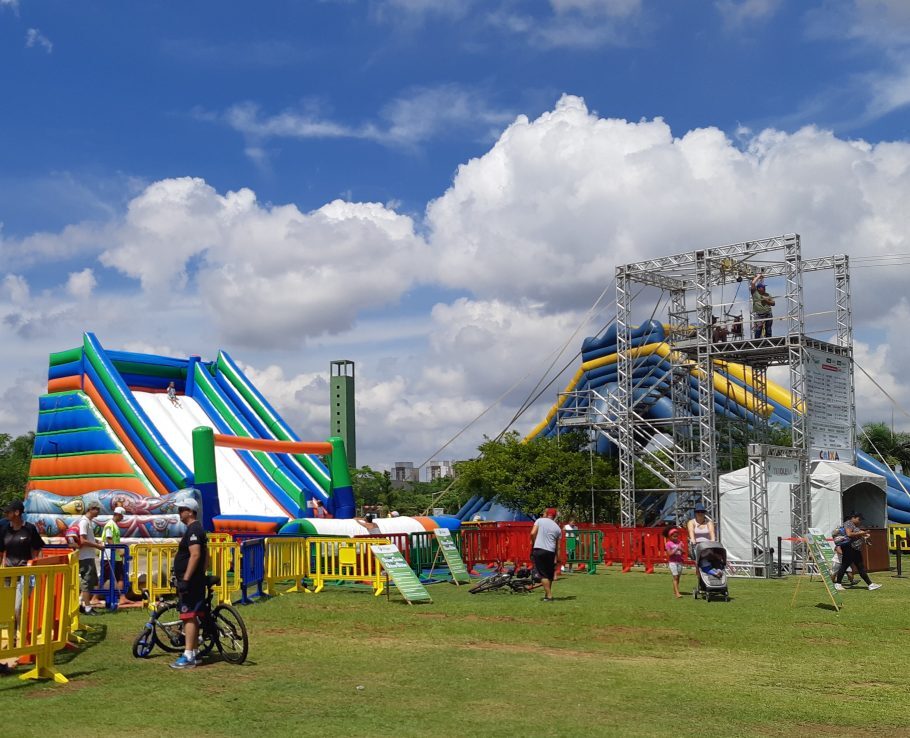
330,360,356,468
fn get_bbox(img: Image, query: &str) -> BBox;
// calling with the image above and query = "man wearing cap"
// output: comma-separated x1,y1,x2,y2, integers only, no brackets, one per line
77,501,105,615
833,512,882,591
1,499,44,673
530,508,562,602
750,273,775,339
102,507,127,605
170,498,207,669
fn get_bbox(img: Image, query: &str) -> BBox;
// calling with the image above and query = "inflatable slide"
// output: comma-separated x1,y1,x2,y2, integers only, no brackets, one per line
25,333,354,535
527,322,910,524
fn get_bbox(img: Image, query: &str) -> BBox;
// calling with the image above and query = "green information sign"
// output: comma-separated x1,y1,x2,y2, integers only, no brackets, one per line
434,528,471,584
806,528,843,611
371,544,432,604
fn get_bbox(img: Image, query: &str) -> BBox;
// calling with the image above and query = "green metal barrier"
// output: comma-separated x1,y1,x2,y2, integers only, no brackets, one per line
408,530,462,579
564,529,602,574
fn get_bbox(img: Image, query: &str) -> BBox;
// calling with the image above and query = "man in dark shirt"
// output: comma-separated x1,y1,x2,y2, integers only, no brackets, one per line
170,498,207,670
1,499,43,567
1,499,44,672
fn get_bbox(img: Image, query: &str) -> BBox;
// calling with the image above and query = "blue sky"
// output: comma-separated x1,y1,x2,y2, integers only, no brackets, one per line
3,0,910,472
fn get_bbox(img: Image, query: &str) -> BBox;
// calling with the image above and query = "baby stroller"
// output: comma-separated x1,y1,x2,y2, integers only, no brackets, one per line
693,541,730,602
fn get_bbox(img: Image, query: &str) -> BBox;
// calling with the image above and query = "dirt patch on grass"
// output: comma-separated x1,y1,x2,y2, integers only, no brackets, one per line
802,636,850,645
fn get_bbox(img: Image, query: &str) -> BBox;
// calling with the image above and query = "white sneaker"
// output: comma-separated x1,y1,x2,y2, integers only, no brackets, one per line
833,583,845,591
868,583,882,591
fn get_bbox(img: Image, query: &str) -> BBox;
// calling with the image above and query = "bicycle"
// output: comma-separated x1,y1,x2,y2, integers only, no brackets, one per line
132,575,249,664
468,565,540,594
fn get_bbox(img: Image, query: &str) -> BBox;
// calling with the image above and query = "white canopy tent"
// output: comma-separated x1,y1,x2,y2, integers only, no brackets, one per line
718,460,887,562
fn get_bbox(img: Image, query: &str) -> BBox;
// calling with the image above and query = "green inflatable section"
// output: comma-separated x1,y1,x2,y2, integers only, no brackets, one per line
217,352,331,492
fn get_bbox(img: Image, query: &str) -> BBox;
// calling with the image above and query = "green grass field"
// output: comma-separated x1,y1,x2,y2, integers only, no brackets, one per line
3,568,909,738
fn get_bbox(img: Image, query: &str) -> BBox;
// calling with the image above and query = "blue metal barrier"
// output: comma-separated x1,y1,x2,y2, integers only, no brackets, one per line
95,544,132,610
239,538,266,604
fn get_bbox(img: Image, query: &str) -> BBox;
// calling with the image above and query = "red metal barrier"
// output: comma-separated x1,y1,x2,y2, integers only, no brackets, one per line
578,525,693,573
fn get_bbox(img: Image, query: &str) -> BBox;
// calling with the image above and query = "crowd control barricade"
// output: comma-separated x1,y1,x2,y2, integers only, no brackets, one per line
239,538,266,604
355,533,412,565
888,525,910,552
562,529,602,573
264,537,309,594
308,537,388,595
460,526,509,572
208,539,241,605
0,553,78,683
407,531,461,577
95,544,132,610
129,542,179,601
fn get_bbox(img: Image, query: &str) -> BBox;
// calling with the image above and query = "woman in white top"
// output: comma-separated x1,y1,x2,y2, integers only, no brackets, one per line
687,503,715,553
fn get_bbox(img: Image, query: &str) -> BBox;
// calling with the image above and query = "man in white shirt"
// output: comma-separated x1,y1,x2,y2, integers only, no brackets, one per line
530,507,562,602
77,501,105,615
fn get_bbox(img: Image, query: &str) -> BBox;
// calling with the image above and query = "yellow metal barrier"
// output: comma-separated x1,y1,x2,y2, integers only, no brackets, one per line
129,542,179,602
209,539,241,605
308,537,389,596
889,525,910,552
0,553,78,683
264,537,309,594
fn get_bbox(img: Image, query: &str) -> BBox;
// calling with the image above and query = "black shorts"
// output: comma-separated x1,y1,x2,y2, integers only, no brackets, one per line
178,583,207,621
532,548,557,581
102,560,125,584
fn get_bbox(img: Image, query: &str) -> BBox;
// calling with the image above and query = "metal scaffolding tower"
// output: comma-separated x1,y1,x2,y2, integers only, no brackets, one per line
555,234,854,576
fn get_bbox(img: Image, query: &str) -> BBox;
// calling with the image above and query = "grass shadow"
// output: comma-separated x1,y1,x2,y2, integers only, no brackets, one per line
57,623,108,665
814,602,839,612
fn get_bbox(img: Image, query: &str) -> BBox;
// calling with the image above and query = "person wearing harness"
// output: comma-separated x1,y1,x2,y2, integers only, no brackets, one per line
687,503,715,557
750,274,775,338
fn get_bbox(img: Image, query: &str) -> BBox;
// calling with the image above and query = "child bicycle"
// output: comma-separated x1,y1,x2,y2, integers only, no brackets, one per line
469,564,541,594
132,575,249,664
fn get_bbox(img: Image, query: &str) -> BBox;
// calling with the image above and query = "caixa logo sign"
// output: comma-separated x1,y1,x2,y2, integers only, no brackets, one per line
817,450,841,461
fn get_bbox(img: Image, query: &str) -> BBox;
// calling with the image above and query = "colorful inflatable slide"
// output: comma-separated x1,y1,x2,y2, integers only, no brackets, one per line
25,333,355,536
527,321,910,524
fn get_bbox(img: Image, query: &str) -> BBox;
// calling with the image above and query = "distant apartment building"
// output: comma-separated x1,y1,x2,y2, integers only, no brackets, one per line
391,461,420,484
428,459,455,481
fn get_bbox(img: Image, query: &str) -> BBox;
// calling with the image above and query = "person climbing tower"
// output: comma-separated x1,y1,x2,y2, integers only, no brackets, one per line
750,273,775,338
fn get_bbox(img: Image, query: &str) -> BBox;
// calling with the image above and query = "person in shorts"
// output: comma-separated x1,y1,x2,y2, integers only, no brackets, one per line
77,501,105,615
1,499,44,664
530,507,562,602
664,526,685,599
101,506,129,604
170,498,208,670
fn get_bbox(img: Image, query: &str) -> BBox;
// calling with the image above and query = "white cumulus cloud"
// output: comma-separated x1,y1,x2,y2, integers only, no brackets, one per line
65,268,97,299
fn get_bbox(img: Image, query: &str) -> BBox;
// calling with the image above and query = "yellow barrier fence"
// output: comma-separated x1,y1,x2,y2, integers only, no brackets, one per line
308,537,389,596
888,525,910,552
129,542,179,602
0,553,78,683
264,537,309,594
209,539,241,605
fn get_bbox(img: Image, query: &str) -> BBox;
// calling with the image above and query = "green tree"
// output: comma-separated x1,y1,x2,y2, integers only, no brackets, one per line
859,422,910,469
349,466,394,513
0,432,34,508
451,431,619,521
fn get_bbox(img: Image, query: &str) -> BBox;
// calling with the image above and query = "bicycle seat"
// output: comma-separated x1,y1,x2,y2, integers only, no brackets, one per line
206,574,221,587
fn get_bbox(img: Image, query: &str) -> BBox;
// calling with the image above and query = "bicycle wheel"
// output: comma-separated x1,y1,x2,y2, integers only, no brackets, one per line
469,573,510,593
132,629,154,659
153,602,186,653
212,604,249,664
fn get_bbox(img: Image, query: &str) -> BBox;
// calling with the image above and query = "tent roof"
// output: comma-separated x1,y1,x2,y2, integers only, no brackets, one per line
809,459,886,492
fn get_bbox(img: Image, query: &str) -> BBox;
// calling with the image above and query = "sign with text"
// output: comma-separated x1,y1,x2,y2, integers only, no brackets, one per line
806,527,843,611
767,458,800,483
434,528,471,584
804,347,853,462
371,544,432,604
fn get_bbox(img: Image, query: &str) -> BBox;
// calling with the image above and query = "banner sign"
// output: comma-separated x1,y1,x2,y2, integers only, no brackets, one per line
767,458,800,483
434,528,471,584
804,347,853,462
371,544,432,604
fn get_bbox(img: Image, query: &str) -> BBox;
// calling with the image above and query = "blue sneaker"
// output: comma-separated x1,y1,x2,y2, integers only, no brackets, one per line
170,655,197,670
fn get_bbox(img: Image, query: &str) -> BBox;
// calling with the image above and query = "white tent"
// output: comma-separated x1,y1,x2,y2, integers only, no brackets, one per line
718,460,887,562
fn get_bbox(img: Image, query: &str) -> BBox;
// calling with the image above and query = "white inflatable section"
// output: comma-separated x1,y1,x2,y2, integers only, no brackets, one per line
134,392,288,518
372,517,429,535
